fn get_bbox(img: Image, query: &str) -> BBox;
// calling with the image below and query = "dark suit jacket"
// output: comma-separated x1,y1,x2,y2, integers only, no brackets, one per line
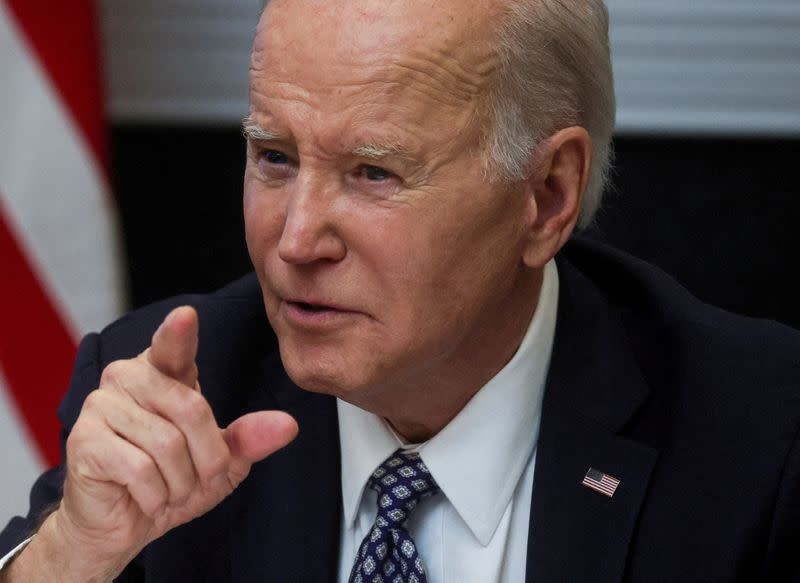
2,237,799,582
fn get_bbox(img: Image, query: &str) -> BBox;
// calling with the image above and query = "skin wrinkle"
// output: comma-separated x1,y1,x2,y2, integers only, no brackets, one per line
244,114,436,193
245,84,475,191
251,72,482,119
394,48,497,97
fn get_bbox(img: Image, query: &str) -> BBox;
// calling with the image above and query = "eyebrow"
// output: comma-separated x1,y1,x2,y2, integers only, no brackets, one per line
242,115,421,169
242,115,282,141
350,142,412,160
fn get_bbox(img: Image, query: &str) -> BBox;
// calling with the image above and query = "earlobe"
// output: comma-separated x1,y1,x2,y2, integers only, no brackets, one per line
520,126,592,268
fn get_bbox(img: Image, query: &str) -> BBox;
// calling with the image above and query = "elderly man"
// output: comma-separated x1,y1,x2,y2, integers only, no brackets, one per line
1,0,799,581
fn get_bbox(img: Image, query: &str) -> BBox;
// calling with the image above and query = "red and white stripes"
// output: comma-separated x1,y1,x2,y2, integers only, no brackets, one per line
0,0,123,524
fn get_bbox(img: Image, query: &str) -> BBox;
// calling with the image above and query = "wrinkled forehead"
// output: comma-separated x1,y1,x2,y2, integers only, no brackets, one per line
251,0,499,97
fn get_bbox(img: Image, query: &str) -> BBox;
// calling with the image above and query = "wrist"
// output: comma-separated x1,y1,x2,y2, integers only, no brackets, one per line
4,513,130,583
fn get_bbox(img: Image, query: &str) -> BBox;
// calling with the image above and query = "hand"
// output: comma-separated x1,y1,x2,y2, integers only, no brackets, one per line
17,307,298,582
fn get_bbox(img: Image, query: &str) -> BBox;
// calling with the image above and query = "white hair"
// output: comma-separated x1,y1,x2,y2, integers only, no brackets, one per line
485,0,616,228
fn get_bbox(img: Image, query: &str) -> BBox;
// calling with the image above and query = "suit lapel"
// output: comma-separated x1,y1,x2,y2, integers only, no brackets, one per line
229,351,342,582
526,255,659,582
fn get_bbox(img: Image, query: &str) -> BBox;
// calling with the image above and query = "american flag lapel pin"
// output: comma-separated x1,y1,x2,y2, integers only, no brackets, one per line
582,467,621,498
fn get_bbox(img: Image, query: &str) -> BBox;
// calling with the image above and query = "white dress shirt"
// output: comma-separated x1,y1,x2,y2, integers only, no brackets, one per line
337,261,559,583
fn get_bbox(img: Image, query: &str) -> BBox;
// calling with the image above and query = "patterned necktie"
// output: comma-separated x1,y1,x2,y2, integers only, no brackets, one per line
349,449,440,583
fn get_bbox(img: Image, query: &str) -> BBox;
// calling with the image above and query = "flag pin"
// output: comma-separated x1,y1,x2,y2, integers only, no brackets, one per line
582,467,620,498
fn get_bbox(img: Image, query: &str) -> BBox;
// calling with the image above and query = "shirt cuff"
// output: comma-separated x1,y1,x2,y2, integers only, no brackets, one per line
0,537,32,570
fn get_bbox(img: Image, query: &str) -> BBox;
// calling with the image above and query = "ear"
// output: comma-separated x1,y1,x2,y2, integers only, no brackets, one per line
520,126,592,268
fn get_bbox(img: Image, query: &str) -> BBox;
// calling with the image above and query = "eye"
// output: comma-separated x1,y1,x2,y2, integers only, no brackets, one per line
346,163,403,197
359,165,394,182
261,149,288,165
255,148,296,181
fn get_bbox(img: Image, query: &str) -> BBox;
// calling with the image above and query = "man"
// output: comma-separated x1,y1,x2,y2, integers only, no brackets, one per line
1,0,799,581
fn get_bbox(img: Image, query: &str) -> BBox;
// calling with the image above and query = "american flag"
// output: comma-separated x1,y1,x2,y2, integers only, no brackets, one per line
0,0,123,526
582,468,620,498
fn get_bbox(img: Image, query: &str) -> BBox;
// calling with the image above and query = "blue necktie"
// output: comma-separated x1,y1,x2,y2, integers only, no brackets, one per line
349,449,440,583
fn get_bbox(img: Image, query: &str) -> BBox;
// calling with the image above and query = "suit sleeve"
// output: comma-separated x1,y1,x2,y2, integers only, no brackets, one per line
0,332,102,556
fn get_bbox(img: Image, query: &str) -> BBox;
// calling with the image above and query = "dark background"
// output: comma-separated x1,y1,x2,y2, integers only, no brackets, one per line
111,125,800,330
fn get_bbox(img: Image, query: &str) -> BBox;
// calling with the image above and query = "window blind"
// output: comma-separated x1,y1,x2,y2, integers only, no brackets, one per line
102,0,800,135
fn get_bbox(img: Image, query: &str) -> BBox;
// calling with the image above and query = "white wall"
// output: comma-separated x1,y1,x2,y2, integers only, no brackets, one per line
101,0,800,135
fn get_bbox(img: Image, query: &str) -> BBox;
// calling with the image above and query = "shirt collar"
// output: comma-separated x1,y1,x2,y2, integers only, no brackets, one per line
338,260,559,545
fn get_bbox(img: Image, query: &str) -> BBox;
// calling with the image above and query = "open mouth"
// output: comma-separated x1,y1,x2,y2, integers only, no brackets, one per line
282,298,364,325
295,301,330,313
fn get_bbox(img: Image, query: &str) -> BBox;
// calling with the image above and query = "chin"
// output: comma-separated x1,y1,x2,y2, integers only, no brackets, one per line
278,342,363,399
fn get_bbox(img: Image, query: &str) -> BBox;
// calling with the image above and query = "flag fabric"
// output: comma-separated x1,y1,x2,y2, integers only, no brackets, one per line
0,0,123,527
582,468,621,498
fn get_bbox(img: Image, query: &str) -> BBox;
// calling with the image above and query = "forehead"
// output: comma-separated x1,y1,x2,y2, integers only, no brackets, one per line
249,0,498,145
257,0,497,58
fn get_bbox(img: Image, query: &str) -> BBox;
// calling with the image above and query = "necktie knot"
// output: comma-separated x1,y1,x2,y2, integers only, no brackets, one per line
368,451,439,528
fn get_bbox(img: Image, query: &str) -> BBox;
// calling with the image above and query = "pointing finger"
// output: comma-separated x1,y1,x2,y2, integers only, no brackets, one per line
146,306,199,388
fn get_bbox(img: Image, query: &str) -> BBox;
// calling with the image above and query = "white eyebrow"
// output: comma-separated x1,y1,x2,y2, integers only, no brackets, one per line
351,143,412,161
242,115,282,141
241,115,420,168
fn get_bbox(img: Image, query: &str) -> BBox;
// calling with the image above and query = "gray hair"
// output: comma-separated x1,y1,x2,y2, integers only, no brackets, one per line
485,0,616,228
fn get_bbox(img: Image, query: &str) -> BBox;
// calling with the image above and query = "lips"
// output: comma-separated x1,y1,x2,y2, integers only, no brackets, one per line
279,296,365,329
285,297,347,313
288,302,343,314
291,301,331,313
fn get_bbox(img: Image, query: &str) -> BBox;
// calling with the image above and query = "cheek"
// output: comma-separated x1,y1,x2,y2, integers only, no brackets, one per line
364,230,469,345
401,203,525,324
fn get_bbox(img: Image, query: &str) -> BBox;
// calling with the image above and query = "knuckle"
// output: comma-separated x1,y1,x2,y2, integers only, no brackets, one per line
99,359,148,396
66,416,99,456
153,425,184,458
81,388,104,412
99,359,129,387
178,391,212,427
171,480,193,504
128,454,156,483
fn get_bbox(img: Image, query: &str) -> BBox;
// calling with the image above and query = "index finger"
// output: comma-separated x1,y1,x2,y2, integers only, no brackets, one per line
145,306,200,389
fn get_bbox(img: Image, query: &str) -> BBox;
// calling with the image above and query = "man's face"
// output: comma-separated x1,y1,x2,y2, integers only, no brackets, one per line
244,0,538,409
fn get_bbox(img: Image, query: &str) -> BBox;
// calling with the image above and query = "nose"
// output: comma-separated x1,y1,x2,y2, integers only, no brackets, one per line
277,176,346,265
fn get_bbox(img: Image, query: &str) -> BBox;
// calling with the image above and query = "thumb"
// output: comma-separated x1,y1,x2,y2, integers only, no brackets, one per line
146,306,200,388
224,411,299,480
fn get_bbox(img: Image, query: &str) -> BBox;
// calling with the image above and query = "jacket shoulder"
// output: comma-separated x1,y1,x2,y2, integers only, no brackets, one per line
563,236,800,382
561,236,800,453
